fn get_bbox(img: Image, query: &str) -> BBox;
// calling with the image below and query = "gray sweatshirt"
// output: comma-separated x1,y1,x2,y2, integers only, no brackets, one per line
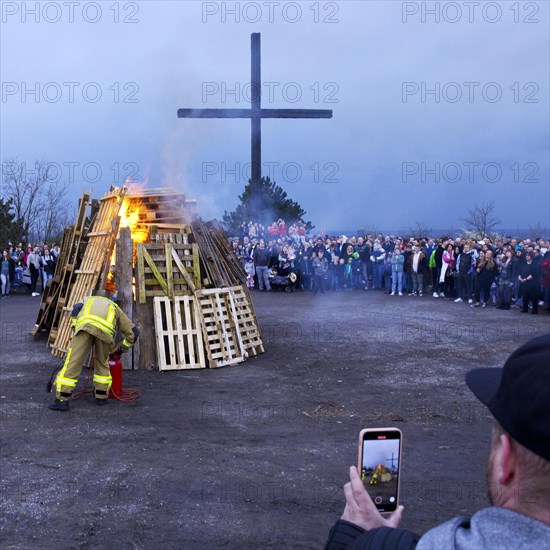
417,507,550,550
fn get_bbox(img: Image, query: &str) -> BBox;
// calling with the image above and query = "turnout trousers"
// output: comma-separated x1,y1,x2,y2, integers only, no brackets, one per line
55,331,113,401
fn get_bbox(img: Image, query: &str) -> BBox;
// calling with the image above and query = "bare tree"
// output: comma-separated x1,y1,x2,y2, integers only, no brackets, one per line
527,222,547,241
2,159,47,240
2,159,69,243
461,201,501,239
35,180,71,243
406,220,432,239
362,224,380,239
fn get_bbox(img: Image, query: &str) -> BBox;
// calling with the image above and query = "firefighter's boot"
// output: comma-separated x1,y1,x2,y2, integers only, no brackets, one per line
48,398,69,411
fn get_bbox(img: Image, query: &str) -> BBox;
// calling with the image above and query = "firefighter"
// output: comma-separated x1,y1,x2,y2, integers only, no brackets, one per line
48,291,139,411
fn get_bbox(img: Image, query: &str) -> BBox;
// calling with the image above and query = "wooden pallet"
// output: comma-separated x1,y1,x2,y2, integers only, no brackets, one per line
137,241,200,303
33,190,92,338
125,188,188,225
138,209,185,221
126,187,186,199
152,231,192,244
227,286,264,356
153,296,206,370
50,187,125,357
195,287,248,368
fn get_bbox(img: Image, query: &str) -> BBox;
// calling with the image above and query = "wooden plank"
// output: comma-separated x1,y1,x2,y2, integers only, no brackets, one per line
192,244,201,289
166,243,174,298
135,286,156,369
142,247,168,295
182,296,195,365
115,227,134,370
137,243,146,304
173,296,188,365
85,231,112,237
170,246,196,292
227,290,246,357
74,269,99,275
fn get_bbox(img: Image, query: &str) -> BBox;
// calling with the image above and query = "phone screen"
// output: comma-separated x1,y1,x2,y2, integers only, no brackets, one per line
359,428,402,513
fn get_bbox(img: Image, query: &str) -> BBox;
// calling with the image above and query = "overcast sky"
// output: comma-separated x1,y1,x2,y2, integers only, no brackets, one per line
2,1,549,233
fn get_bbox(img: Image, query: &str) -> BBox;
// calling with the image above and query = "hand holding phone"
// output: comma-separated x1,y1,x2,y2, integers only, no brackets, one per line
341,466,404,531
357,427,403,513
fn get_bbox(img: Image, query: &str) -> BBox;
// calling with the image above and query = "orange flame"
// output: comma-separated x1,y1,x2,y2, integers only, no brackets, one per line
119,198,149,244
108,197,150,273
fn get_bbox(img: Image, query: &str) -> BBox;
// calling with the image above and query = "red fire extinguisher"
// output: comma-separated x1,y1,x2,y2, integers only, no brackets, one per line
108,352,123,399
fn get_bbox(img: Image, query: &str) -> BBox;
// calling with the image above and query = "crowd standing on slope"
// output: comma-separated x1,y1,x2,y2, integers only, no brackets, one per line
0,241,60,298
231,221,550,314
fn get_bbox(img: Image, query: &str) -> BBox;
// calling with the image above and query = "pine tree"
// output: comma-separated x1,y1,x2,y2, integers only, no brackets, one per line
222,177,311,234
0,198,23,247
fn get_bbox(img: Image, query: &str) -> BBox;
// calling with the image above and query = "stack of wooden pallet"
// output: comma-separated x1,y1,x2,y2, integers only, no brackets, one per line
51,187,126,357
125,188,194,232
190,219,248,288
136,229,263,371
32,190,92,340
36,185,264,371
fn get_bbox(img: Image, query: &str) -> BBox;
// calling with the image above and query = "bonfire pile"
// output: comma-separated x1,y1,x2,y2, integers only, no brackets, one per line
33,186,263,371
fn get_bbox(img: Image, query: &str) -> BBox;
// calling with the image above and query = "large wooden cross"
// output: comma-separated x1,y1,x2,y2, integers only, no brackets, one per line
178,33,332,217
386,453,399,470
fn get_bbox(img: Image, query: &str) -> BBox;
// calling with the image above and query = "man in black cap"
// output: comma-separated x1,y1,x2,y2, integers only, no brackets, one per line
325,334,550,549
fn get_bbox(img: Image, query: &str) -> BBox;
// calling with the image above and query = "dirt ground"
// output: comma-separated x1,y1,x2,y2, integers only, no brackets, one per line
1,289,548,549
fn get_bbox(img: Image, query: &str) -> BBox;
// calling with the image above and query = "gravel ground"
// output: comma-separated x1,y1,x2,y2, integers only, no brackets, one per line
1,289,548,549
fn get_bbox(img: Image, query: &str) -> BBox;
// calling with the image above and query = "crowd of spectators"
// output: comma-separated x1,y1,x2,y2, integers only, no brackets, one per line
231,223,550,314
0,241,60,298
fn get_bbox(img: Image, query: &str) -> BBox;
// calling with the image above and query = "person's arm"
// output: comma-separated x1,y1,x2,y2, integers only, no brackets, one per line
324,467,419,550
117,309,139,351
70,302,84,328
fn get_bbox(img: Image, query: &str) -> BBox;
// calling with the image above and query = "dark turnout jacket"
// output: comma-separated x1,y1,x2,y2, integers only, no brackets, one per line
324,507,549,550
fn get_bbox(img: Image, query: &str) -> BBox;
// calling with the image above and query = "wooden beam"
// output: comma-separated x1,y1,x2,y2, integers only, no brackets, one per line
166,242,174,298
137,244,146,304
115,227,133,370
134,270,156,370
142,247,168,295
170,246,196,292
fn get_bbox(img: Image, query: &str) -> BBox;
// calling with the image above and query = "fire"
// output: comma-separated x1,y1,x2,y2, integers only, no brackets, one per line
106,196,150,291
119,197,149,244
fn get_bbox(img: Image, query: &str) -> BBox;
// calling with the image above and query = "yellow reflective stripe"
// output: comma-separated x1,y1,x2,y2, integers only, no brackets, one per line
57,376,77,387
74,315,115,336
73,297,117,336
56,348,78,393
59,347,72,375
121,339,132,349
93,373,112,391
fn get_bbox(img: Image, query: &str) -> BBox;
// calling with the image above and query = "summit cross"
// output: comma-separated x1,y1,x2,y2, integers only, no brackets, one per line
177,32,333,216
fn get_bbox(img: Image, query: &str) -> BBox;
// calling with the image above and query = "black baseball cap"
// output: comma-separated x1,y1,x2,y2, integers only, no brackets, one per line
466,334,550,461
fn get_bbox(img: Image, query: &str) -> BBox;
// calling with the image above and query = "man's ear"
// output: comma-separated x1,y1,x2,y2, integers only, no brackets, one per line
496,433,518,486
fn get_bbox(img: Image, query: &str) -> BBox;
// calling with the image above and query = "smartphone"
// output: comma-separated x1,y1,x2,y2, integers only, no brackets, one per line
358,427,403,513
